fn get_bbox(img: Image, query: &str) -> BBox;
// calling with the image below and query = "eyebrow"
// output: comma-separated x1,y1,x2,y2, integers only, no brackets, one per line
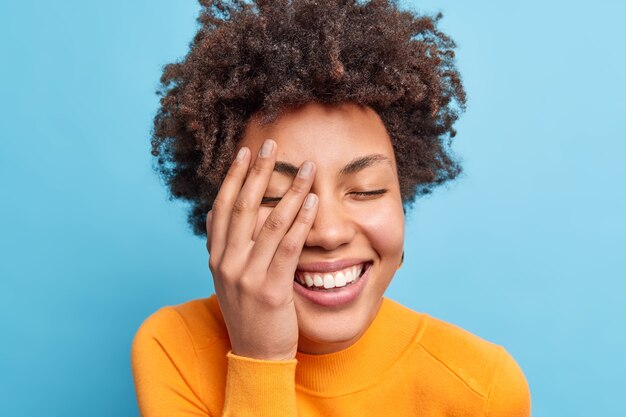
339,153,391,176
274,161,300,177
273,153,391,177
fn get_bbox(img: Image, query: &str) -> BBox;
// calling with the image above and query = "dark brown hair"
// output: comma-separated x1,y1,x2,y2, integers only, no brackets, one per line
151,0,466,237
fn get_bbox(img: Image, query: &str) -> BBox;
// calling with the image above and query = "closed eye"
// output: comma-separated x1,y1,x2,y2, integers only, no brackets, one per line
262,189,388,205
261,196,282,206
350,189,388,199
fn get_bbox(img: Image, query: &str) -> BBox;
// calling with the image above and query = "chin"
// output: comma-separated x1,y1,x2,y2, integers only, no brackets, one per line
295,298,383,354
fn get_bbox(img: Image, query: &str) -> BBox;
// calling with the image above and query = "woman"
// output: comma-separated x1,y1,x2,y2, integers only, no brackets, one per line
132,0,531,416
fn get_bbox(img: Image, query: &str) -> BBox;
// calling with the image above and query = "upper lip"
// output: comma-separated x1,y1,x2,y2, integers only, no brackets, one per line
296,259,370,273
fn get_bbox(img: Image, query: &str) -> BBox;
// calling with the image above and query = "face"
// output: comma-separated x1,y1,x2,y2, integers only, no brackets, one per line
238,102,405,355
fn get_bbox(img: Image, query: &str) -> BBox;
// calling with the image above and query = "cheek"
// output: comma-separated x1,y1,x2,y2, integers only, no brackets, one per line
359,201,404,259
252,207,273,240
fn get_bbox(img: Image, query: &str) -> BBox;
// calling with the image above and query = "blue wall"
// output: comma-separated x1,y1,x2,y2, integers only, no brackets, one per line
1,0,624,415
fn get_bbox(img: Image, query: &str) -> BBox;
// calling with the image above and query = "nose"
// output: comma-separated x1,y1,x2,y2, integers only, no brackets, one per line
304,194,356,251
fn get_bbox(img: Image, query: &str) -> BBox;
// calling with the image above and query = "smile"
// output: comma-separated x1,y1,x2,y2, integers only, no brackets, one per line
294,262,368,290
292,261,372,307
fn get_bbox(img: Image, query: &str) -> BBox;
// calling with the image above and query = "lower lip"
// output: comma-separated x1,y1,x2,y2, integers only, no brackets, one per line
292,263,371,308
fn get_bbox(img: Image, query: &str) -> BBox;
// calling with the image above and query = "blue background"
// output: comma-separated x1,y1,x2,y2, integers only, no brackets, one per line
1,0,624,415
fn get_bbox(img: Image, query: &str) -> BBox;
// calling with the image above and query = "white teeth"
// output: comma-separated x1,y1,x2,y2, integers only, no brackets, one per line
345,269,354,283
296,263,367,290
304,274,314,287
313,274,324,287
334,272,347,287
323,274,335,289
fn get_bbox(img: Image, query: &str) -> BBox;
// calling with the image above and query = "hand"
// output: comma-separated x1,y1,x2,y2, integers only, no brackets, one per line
205,139,318,361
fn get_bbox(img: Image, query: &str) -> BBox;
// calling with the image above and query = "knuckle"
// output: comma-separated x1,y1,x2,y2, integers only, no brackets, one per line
250,162,266,175
236,277,256,295
208,256,219,272
279,237,300,255
296,211,314,227
258,290,288,309
226,163,244,178
212,197,226,213
220,271,238,285
289,181,306,194
231,198,249,217
264,214,285,232
216,261,239,283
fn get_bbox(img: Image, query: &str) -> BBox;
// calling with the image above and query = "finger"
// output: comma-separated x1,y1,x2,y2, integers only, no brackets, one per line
224,139,277,251
206,210,213,254
210,146,251,262
248,161,316,269
265,193,318,289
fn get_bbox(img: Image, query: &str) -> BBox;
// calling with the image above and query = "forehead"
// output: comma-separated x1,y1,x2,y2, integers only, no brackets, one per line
239,102,397,170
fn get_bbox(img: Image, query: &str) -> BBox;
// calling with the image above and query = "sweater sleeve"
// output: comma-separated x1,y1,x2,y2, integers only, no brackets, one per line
223,352,298,417
131,307,299,417
131,307,210,417
485,347,531,417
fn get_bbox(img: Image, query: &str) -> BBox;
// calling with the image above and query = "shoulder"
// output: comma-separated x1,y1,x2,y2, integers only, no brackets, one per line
131,296,229,414
132,295,229,357
418,314,531,417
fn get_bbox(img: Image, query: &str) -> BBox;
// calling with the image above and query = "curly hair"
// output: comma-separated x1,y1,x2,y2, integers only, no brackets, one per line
151,0,466,237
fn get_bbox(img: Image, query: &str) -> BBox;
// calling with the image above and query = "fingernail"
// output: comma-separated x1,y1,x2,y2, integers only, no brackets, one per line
235,147,247,162
259,139,274,157
303,193,317,209
298,161,313,178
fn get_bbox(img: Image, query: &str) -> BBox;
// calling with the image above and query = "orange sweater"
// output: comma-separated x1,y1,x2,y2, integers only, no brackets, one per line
131,295,531,416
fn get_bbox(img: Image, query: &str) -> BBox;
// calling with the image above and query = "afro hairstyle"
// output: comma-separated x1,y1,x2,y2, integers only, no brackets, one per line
150,0,466,237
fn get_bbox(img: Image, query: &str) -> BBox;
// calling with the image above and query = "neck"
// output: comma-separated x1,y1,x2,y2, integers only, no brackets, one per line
294,297,425,396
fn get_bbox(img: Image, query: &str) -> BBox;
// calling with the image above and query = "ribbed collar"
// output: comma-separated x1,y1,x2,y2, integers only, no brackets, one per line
294,298,424,397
